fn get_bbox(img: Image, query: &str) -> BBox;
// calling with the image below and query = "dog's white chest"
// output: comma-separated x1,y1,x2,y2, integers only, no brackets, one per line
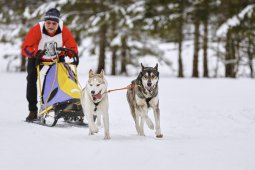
90,96,108,114
135,95,147,106
135,94,158,108
148,96,159,107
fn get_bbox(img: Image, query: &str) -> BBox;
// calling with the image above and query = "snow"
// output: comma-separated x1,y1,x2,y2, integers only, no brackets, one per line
1,3,255,168
23,7,31,19
127,1,144,13
111,34,121,46
216,5,255,36
0,70,255,170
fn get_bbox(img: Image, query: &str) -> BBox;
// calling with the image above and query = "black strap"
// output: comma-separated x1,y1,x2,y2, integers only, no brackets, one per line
94,102,99,111
146,97,152,108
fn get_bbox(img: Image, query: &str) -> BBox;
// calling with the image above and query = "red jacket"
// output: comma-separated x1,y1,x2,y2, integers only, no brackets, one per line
22,22,78,58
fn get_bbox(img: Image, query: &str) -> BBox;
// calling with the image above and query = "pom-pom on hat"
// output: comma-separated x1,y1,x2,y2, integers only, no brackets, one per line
44,8,60,23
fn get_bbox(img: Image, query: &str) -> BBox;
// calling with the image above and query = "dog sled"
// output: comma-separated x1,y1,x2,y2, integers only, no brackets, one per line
35,44,85,127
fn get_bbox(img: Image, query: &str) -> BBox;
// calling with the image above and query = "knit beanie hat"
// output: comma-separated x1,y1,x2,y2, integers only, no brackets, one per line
44,8,60,23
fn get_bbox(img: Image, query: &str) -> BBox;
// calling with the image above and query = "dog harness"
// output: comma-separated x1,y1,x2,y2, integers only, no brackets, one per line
93,102,99,111
135,79,158,108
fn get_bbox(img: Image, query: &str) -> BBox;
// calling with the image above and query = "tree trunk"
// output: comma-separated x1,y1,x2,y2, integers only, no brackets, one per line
203,16,209,78
178,0,184,78
192,17,200,78
20,55,26,72
120,35,127,75
225,31,231,77
20,7,27,72
230,35,236,78
97,23,107,74
234,41,240,77
111,46,117,75
248,36,254,78
214,40,220,78
225,31,236,78
111,12,117,76
178,36,184,78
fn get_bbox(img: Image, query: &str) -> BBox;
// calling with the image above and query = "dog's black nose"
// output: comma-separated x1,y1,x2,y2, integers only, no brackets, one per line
91,90,95,94
147,82,152,87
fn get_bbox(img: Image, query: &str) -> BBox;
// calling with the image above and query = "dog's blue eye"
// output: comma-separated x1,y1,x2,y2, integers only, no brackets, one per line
90,84,92,86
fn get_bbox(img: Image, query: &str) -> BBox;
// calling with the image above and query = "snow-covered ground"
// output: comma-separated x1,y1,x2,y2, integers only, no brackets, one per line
0,71,255,170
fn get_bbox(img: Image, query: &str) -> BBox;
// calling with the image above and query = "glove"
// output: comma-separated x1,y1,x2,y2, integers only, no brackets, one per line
58,51,74,58
34,50,46,65
34,50,44,59
58,51,65,57
67,51,74,57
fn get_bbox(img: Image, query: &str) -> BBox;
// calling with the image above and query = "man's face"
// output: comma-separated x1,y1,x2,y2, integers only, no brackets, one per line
44,20,58,34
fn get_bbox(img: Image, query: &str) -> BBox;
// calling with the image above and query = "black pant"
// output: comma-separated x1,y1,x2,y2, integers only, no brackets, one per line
26,58,39,112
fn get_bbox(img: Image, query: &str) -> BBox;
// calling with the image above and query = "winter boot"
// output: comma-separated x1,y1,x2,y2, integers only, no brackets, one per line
25,111,38,122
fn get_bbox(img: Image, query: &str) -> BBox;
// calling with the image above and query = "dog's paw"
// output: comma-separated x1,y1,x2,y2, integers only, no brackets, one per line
89,130,94,135
104,131,111,140
139,132,145,136
156,134,163,138
139,127,145,136
91,124,99,133
155,131,163,138
104,135,111,140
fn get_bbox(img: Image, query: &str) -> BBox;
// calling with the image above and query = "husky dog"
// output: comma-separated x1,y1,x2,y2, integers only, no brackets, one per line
127,63,163,138
81,69,110,140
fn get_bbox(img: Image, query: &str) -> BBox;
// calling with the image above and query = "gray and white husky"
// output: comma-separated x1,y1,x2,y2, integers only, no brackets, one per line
81,69,110,140
127,63,163,138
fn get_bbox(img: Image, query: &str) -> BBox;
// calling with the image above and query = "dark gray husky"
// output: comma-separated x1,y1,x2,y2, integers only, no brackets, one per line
127,63,163,138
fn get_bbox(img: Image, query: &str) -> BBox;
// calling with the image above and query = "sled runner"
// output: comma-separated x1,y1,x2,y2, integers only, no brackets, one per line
35,44,85,127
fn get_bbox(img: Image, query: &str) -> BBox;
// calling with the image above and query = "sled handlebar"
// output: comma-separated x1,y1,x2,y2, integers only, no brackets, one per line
57,47,79,66
35,50,46,66
35,48,79,66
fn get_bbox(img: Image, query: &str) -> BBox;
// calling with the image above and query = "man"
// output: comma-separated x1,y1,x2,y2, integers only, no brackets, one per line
22,8,78,122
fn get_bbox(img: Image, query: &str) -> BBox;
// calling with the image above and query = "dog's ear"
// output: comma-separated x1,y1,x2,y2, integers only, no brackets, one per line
154,63,158,71
138,72,143,80
89,69,94,78
100,69,104,78
141,63,144,70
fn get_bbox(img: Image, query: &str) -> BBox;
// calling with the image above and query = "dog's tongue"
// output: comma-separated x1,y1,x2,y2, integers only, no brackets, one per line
93,93,102,100
146,86,153,92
